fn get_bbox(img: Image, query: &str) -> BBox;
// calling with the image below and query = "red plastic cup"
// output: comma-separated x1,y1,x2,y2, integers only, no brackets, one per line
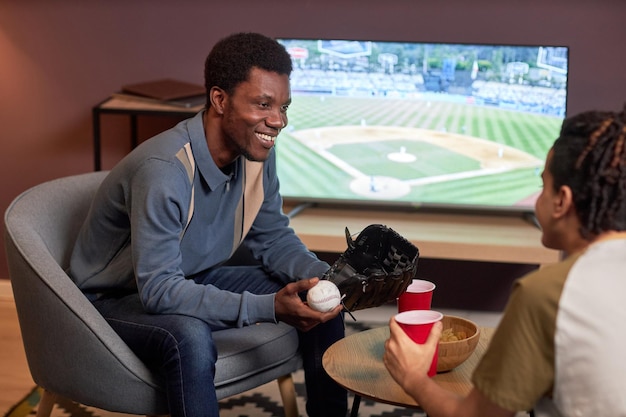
394,310,443,377
398,279,436,312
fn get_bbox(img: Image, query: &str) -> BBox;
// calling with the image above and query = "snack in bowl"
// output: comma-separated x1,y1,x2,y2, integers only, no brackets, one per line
436,315,480,373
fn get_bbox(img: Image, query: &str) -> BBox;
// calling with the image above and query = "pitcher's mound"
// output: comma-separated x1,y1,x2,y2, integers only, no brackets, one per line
387,147,416,163
350,176,411,199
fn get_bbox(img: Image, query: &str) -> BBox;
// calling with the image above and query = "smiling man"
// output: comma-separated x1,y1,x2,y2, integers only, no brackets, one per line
69,33,347,417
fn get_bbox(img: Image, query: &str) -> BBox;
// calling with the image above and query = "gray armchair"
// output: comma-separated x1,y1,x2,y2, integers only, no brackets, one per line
4,172,301,417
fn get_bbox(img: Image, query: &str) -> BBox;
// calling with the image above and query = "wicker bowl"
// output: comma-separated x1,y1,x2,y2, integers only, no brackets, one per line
436,315,480,373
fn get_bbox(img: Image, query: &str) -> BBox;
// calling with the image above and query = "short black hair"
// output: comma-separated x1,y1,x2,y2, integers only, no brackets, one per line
204,32,292,106
550,106,626,238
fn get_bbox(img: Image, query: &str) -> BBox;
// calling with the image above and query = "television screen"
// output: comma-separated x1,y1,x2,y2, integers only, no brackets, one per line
276,38,569,215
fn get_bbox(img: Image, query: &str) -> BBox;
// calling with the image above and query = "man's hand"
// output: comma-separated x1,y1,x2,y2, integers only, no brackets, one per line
384,318,515,417
275,277,342,332
384,317,442,390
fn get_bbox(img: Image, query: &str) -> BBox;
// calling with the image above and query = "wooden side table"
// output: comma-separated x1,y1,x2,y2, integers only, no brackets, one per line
92,95,203,171
323,325,494,416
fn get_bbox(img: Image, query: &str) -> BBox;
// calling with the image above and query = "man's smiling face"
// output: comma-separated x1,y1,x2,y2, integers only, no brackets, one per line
219,67,290,163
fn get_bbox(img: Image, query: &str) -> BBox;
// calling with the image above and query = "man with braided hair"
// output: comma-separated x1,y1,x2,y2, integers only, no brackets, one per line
384,107,626,417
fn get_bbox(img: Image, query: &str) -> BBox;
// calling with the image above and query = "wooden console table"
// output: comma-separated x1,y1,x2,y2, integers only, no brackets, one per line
92,95,203,171
286,205,560,266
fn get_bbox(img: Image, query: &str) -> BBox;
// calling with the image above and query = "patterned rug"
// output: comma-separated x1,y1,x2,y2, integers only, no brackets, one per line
3,321,427,417
4,380,426,417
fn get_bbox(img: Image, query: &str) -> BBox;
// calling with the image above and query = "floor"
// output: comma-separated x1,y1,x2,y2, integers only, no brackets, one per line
0,281,35,415
0,279,503,415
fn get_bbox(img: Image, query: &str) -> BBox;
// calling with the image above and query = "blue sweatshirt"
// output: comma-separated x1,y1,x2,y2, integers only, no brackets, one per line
69,111,329,327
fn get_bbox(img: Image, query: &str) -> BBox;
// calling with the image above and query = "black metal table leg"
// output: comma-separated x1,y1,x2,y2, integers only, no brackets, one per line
92,107,101,171
350,395,361,417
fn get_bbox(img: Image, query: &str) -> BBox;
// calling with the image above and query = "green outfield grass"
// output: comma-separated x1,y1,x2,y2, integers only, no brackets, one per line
276,95,561,208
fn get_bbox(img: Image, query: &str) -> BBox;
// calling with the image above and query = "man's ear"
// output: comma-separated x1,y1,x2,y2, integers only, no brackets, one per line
553,185,575,219
209,87,226,115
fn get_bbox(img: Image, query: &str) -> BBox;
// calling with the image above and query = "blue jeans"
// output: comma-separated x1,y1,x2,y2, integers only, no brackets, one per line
92,265,347,417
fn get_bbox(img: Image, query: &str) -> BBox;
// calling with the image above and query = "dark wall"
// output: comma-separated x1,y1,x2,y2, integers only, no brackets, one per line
1,0,625,279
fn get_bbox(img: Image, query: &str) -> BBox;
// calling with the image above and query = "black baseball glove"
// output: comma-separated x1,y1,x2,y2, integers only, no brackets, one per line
323,224,419,313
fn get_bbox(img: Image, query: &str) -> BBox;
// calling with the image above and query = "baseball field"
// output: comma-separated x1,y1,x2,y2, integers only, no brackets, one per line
276,94,563,209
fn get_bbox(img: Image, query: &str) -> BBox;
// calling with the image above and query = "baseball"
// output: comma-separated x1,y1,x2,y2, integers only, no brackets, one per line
307,280,341,312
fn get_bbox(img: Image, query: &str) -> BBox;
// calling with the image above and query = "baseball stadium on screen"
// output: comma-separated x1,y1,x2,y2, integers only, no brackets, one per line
275,37,569,216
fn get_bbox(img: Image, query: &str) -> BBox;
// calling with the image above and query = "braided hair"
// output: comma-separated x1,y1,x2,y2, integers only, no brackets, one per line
550,106,626,238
